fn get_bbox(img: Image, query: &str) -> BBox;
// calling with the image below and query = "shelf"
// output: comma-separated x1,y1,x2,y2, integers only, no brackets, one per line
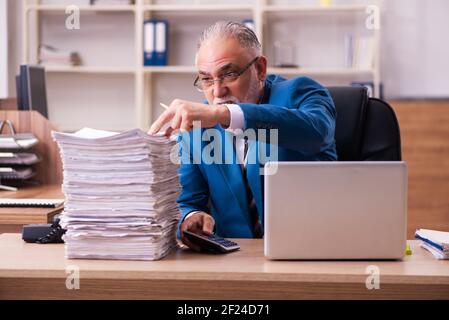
262,5,368,13
143,66,373,76
44,65,196,75
42,65,373,76
23,0,381,129
142,4,253,12
26,4,366,13
44,66,135,74
26,4,136,12
143,66,197,74
267,67,374,77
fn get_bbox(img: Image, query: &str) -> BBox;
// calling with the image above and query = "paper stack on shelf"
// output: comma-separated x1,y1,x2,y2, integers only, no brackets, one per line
344,35,374,71
39,45,82,67
415,229,449,260
52,127,180,261
43,0,90,4
92,0,134,5
352,36,375,70
344,33,354,69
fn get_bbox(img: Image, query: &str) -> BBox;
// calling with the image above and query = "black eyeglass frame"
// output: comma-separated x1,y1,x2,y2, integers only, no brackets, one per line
193,56,260,92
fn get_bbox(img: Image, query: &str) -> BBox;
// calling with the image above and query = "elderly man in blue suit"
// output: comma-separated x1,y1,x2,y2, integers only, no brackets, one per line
149,21,337,251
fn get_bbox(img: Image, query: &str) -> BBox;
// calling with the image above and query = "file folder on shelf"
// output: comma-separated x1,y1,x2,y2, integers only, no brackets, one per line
144,20,168,66
242,19,255,31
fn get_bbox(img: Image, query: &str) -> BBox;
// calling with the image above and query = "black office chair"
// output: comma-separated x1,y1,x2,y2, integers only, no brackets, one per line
327,87,402,161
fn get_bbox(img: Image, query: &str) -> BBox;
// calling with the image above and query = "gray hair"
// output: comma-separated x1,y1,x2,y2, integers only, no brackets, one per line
197,21,261,56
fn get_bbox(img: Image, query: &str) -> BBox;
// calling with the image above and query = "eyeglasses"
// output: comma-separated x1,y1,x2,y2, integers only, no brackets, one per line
193,57,259,92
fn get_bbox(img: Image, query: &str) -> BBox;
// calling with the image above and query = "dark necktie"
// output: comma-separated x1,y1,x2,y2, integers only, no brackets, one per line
240,136,263,238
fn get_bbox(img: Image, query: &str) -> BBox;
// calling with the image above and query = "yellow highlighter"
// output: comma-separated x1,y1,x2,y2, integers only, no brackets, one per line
405,244,412,256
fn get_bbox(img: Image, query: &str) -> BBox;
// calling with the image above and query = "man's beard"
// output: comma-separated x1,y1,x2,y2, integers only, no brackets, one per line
213,96,240,105
243,75,263,103
213,75,262,105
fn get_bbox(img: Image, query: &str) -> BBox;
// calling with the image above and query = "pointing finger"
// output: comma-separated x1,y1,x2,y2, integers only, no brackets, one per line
149,109,175,134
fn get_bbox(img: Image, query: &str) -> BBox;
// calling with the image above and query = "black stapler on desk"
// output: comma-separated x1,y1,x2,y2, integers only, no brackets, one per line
22,214,66,244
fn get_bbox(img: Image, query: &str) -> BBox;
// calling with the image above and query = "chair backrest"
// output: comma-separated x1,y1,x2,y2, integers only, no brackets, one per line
327,87,402,161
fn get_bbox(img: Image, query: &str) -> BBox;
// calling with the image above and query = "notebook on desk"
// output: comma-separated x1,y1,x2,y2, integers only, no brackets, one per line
0,198,64,208
415,229,449,260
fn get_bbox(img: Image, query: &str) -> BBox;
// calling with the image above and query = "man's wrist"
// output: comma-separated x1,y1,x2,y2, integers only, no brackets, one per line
215,105,231,128
225,104,245,131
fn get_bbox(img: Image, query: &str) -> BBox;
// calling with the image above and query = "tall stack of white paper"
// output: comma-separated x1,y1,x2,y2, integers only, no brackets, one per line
52,127,180,261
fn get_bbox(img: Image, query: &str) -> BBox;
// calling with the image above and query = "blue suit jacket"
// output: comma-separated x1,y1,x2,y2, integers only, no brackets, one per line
177,75,337,238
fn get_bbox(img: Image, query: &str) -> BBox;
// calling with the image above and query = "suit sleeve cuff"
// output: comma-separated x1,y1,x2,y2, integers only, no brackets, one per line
224,104,245,132
184,210,201,221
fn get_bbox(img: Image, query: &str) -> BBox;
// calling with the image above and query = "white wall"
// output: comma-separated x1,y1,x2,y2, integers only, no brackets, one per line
0,0,8,98
6,0,21,98
382,0,449,98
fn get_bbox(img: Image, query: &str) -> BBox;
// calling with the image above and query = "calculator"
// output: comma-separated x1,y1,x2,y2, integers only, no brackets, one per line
183,230,240,253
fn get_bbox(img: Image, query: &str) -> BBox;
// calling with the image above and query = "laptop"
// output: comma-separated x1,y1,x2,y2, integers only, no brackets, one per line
264,162,407,260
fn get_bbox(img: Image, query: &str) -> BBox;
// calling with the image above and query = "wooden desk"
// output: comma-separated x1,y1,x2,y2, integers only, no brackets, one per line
0,234,448,300
0,185,64,233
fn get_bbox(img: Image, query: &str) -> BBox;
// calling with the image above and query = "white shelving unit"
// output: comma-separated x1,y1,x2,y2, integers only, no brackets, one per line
22,0,381,131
